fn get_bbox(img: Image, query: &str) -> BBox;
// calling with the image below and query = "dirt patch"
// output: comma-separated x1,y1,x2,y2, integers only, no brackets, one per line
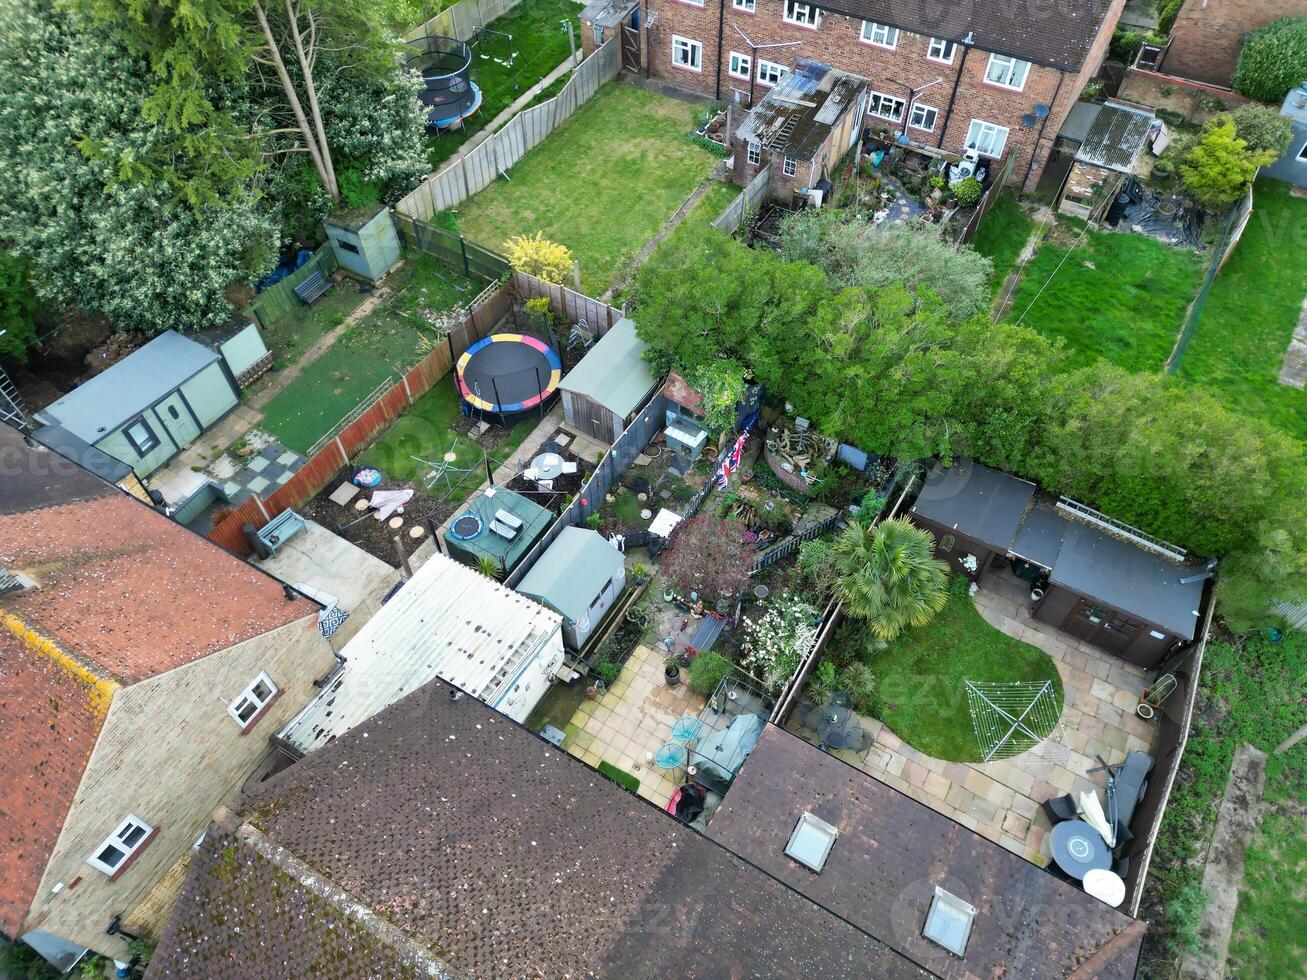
299,466,440,568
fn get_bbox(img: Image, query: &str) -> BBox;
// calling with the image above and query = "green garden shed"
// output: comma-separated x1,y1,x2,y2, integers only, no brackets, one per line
323,206,402,282
34,331,240,479
515,526,627,650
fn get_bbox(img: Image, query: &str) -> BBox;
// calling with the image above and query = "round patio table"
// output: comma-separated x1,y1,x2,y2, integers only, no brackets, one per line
1050,820,1111,880
531,452,565,481
654,742,688,769
670,716,703,742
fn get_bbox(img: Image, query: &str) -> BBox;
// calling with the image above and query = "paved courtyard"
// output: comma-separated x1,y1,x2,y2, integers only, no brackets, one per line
563,643,707,810
790,583,1158,866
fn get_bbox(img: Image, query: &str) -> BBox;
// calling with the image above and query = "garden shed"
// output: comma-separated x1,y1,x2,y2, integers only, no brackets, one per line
558,318,659,443
910,459,1207,666
1057,101,1155,219
278,551,564,739
194,316,272,389
34,330,240,479
323,205,402,282
516,526,627,650
443,486,553,576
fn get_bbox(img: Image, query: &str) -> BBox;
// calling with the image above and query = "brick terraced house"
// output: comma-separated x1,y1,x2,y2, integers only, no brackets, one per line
626,0,1126,188
0,425,335,969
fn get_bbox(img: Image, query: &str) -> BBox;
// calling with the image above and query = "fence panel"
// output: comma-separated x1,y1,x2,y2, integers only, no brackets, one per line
394,37,621,223
712,163,772,234
392,212,512,282
248,245,340,327
406,0,522,42
513,270,623,334
952,149,1021,245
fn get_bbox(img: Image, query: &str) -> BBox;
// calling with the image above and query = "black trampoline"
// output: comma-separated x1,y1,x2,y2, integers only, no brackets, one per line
456,333,562,423
406,35,483,130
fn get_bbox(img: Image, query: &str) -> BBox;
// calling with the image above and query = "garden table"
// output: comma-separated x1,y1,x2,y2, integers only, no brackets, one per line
1050,820,1111,880
531,452,565,481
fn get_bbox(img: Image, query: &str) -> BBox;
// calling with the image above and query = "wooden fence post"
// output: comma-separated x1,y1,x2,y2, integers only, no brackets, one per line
254,494,271,522
335,436,350,467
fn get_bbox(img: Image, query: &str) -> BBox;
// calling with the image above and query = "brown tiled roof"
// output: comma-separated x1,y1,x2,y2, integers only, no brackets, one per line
708,726,1146,979
663,369,704,414
0,429,316,684
820,0,1113,71
149,680,929,979
0,628,112,940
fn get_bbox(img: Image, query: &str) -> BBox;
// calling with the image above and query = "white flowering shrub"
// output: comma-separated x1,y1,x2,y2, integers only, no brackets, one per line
741,592,820,694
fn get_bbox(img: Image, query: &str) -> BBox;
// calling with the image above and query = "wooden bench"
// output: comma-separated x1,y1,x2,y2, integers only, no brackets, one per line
293,269,332,305
257,509,306,554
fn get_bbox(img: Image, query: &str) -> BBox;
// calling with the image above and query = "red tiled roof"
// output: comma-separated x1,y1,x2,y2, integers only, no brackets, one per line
0,627,112,940
663,369,704,414
0,493,316,684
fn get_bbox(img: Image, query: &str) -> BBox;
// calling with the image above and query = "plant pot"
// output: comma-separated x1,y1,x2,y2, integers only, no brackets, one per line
1136,702,1155,720
585,684,598,699
677,653,692,668
664,663,682,686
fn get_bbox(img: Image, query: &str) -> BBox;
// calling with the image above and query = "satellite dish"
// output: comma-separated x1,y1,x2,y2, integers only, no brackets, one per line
1021,113,1038,128
1034,104,1051,118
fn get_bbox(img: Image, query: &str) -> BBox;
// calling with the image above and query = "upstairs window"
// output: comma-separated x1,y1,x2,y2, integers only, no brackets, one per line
860,21,898,49
868,91,906,122
985,53,1030,90
88,816,154,876
733,0,756,9
229,671,278,728
783,0,821,27
928,37,956,63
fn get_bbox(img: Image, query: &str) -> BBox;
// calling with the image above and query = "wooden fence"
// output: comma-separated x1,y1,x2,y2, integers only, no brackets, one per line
750,510,844,575
406,0,521,42
248,245,339,327
513,270,625,334
207,282,514,556
951,148,1020,245
712,163,773,234
395,36,621,222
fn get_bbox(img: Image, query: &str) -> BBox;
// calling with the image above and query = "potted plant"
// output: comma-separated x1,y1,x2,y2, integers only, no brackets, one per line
928,174,946,202
664,658,682,686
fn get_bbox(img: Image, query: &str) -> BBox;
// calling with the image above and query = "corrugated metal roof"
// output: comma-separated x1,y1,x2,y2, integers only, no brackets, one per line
36,331,220,443
1074,102,1155,173
1058,101,1102,144
558,318,658,419
735,60,867,162
278,552,561,754
579,0,638,28
516,527,625,623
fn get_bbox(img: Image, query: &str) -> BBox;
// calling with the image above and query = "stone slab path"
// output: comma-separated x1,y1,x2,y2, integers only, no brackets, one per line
1180,743,1268,979
1277,296,1307,388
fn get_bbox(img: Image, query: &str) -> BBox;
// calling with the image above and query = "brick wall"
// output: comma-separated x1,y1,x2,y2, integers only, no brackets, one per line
1164,0,1307,87
25,616,335,959
645,0,1125,188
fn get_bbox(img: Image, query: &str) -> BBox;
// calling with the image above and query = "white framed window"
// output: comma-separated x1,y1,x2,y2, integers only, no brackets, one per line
88,816,154,876
783,0,821,27
729,50,752,79
783,156,797,177
860,21,897,49
928,37,956,64
868,91,906,122
909,103,938,132
124,417,160,456
757,59,788,87
671,35,703,71
747,141,762,166
733,0,756,9
966,119,1009,158
985,53,1030,91
228,671,278,727
1298,141,1307,161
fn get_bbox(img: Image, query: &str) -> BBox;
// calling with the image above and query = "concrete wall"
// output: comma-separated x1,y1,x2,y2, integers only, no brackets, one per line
644,0,1126,188
1163,0,1307,87
23,615,334,960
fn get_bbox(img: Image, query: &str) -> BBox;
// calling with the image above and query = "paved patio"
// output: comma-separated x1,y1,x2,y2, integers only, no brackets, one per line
790,583,1158,866
562,644,707,810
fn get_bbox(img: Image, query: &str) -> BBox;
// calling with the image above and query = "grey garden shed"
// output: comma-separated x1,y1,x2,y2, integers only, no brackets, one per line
558,318,658,443
515,526,627,650
323,206,402,282
34,331,240,479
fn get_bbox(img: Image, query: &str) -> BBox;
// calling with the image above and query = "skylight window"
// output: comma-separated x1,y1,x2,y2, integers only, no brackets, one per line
784,812,838,872
923,886,976,957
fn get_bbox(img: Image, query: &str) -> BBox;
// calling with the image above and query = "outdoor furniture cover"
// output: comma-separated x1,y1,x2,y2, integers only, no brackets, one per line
689,712,764,784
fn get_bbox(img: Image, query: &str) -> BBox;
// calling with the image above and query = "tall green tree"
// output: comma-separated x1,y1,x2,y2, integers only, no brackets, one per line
0,250,39,363
1179,118,1261,210
833,517,950,640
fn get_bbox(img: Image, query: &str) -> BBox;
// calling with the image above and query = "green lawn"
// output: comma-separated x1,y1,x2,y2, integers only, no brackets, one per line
357,375,535,492
868,579,1064,762
1229,807,1307,977
256,285,362,370
259,257,476,453
424,0,580,169
970,192,1036,298
1175,179,1307,439
1006,220,1204,372
448,83,720,293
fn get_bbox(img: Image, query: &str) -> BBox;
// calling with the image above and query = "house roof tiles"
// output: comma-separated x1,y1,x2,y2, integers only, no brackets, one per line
149,679,928,979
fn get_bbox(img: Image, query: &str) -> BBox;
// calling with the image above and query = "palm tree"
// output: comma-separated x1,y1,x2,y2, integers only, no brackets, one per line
833,517,949,641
